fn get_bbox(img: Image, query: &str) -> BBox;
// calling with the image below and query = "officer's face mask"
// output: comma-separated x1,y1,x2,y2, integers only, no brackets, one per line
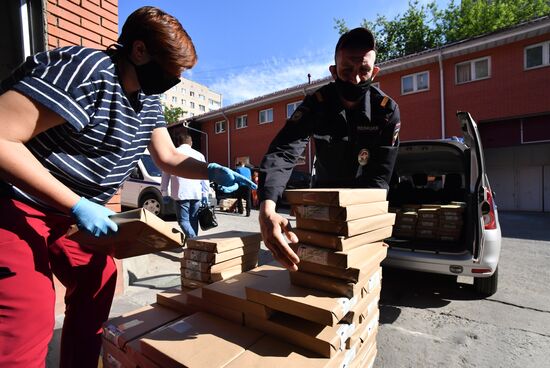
130,58,181,95
334,77,372,102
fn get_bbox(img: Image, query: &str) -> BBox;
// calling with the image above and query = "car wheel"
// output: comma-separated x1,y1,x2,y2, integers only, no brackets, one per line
473,267,498,297
140,194,162,216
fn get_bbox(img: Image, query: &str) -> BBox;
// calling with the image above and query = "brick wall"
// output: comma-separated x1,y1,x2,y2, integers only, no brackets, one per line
46,0,118,50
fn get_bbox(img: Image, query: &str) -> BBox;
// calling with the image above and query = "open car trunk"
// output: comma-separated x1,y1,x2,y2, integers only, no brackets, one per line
386,141,476,254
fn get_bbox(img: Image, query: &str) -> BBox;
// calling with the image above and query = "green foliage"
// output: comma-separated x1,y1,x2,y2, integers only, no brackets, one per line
335,0,550,62
163,104,185,125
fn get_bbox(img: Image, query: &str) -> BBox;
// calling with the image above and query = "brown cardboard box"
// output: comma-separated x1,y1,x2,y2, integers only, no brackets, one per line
139,312,263,368
156,288,198,314
223,335,347,368
296,213,396,237
181,252,258,273
346,309,379,349
181,258,258,283
181,277,209,289
297,245,386,282
341,287,380,326
102,303,184,350
186,231,262,253
395,211,418,224
292,201,388,222
294,226,393,251
351,340,377,368
416,228,438,239
244,312,354,358
67,209,184,258
418,219,439,228
289,265,382,299
186,288,244,324
102,338,137,368
183,244,258,263
245,268,358,326
202,272,274,319
284,188,387,207
417,207,440,219
125,339,162,368
296,242,387,269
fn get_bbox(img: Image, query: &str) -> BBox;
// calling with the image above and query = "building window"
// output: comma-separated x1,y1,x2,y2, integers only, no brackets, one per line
215,120,226,134
190,101,195,109
236,115,248,129
401,71,429,94
286,101,301,119
525,41,550,69
180,87,186,94
456,57,490,84
160,93,166,100
199,94,205,100
199,104,205,112
190,91,195,97
181,99,186,106
259,108,273,124
171,96,177,103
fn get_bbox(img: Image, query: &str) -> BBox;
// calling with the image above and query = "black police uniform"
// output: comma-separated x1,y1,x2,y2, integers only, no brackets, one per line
258,82,401,203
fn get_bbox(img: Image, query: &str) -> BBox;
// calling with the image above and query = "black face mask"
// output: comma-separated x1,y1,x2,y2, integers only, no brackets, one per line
334,77,372,102
129,59,180,95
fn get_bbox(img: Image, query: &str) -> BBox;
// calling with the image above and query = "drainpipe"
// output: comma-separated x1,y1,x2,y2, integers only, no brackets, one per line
438,50,446,139
221,109,231,167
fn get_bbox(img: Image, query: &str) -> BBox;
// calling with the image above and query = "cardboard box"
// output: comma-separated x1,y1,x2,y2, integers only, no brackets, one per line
296,213,396,237
183,245,259,263
244,312,354,358
102,338,137,368
292,201,388,222
186,231,262,253
245,268,358,326
297,245,386,282
181,259,258,283
284,188,387,207
295,242,386,269
102,303,184,350
125,339,162,368
223,335,347,368
293,226,393,251
418,219,439,228
289,265,382,299
139,312,263,368
395,211,418,224
417,208,440,219
156,288,199,315
67,209,184,258
202,272,274,319
181,252,258,273
351,340,377,368
186,288,244,325
416,228,438,239
341,287,381,326
346,309,379,350
181,277,209,289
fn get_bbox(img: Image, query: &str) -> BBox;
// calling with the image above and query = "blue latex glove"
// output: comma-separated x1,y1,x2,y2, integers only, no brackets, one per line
207,163,257,190
71,197,118,238
219,184,239,193
201,196,209,207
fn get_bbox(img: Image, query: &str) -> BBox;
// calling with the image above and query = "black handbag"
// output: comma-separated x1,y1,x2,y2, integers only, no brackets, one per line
198,205,218,231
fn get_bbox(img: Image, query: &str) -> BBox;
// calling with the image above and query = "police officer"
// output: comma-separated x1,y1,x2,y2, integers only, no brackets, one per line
258,27,401,271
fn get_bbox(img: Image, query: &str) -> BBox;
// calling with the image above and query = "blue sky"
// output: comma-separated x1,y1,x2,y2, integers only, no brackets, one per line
119,1,449,105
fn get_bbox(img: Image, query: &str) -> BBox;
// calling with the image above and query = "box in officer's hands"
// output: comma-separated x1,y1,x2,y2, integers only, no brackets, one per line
66,208,184,258
284,188,387,207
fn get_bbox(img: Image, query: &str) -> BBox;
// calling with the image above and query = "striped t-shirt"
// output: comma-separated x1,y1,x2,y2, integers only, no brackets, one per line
0,45,166,206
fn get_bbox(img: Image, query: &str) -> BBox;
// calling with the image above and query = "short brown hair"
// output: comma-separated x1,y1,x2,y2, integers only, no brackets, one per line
119,6,197,75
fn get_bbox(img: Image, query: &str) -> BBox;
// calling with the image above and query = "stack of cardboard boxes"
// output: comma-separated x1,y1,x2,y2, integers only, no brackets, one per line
180,231,261,289
100,189,397,367
390,202,466,242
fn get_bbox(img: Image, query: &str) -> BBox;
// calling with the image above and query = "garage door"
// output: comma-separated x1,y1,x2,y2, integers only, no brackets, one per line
488,167,515,210
518,166,543,211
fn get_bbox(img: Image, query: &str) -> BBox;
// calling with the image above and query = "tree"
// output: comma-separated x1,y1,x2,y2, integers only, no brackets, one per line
335,0,550,62
163,104,185,125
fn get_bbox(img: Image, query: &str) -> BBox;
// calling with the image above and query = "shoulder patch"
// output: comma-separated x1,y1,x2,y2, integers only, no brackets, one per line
380,96,389,108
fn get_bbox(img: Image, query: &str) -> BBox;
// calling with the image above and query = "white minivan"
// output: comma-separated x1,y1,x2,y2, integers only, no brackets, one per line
384,111,502,297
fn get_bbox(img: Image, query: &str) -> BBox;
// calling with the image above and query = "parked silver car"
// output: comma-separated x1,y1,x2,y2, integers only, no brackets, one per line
384,111,501,296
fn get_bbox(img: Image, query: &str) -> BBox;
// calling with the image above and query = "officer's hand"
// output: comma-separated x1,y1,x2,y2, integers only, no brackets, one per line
201,196,209,207
259,200,300,271
207,163,258,190
71,197,118,238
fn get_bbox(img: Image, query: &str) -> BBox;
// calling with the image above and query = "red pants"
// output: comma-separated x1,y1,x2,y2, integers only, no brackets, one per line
0,198,117,368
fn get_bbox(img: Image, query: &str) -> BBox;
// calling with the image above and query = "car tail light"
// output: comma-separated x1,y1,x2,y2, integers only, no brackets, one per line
482,188,497,230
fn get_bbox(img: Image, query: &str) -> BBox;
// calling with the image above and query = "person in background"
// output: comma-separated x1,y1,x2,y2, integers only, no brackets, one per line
251,170,260,209
161,134,209,238
0,6,254,368
235,161,252,216
257,27,401,271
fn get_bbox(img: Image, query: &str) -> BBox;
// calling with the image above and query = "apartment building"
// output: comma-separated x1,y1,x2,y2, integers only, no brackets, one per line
161,77,222,118
190,17,550,212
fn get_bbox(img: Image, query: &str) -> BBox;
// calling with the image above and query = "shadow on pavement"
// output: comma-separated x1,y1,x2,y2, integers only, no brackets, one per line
498,211,550,242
